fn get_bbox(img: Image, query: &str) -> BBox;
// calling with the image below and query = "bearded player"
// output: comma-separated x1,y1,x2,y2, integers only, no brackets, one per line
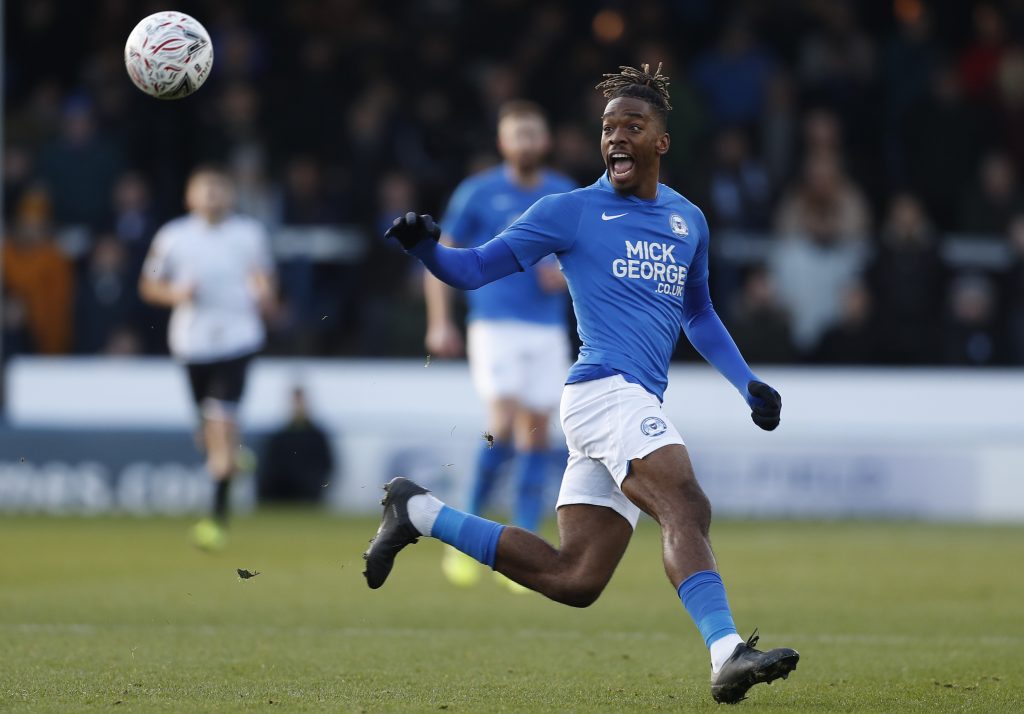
424,100,574,589
365,65,798,704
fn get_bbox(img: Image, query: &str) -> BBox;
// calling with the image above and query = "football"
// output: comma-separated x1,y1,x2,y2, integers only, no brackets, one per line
124,11,213,100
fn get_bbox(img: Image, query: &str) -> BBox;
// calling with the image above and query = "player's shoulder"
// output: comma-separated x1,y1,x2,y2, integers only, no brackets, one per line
457,165,506,194
658,184,710,235
541,169,578,193
225,213,266,234
533,184,590,213
658,183,700,211
153,215,194,245
558,177,607,205
159,214,194,233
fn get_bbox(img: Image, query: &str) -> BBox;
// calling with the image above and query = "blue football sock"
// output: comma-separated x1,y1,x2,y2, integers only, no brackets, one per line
677,570,739,648
431,505,506,568
513,450,548,532
468,441,513,515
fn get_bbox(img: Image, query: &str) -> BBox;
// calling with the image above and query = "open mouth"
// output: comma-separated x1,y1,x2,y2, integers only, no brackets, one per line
608,151,635,182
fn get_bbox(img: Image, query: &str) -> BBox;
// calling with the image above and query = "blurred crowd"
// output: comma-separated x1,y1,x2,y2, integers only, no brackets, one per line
4,0,1024,365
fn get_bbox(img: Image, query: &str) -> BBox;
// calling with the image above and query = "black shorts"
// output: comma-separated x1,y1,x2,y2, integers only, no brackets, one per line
185,353,254,416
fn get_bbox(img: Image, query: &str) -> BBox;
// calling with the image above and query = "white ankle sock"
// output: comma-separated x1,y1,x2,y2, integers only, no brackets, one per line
406,493,444,536
710,633,745,673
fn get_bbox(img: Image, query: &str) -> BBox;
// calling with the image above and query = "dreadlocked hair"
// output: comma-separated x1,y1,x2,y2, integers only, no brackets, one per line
596,63,672,125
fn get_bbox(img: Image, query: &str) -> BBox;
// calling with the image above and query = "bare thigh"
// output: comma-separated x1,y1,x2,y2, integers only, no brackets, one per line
621,443,717,586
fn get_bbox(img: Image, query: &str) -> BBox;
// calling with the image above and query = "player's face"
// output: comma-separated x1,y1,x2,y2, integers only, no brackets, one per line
498,114,551,171
186,172,235,221
601,97,669,197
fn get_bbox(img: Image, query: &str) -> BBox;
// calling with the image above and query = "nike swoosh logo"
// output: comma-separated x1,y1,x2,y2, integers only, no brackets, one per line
601,212,628,221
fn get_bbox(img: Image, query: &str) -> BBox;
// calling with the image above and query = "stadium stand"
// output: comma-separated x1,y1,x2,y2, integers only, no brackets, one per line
4,0,1024,365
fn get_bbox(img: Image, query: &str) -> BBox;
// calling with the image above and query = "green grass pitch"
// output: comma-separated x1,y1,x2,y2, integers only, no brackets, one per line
1,512,1022,712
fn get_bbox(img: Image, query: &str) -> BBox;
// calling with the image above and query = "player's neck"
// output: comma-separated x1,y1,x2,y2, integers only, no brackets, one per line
615,175,659,202
195,211,227,225
506,164,542,188
631,185,658,201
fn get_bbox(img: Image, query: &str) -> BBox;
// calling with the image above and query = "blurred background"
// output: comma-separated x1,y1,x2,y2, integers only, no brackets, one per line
1,0,1022,520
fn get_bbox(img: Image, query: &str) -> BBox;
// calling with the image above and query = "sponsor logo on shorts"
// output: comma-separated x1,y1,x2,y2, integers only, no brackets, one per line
640,416,667,437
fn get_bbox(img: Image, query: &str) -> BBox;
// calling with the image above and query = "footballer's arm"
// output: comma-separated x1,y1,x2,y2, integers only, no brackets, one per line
248,268,278,320
139,274,194,308
681,280,782,430
423,235,465,357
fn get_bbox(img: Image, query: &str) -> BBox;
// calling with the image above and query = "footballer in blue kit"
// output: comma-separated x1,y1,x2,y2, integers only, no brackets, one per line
423,102,575,591
365,64,799,704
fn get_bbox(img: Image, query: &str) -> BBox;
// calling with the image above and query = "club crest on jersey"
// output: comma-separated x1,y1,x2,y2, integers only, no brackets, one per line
669,213,688,236
641,416,668,437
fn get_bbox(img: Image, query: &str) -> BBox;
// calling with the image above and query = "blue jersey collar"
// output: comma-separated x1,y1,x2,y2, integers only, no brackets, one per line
595,172,662,205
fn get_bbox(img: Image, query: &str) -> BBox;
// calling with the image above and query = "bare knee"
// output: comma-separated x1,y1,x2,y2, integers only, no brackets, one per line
651,478,712,538
204,420,237,479
514,409,550,451
549,568,608,608
488,399,518,442
680,479,712,536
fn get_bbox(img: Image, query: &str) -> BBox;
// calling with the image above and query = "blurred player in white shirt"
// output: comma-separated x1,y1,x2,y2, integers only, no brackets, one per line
140,166,275,550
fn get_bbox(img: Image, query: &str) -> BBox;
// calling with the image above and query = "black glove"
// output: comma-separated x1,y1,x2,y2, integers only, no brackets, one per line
384,212,441,251
746,380,782,431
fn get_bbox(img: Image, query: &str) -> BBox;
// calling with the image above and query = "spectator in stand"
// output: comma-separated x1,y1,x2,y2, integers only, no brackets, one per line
945,273,1003,365
73,235,141,354
36,94,122,231
777,138,870,244
552,122,604,185
866,194,947,364
959,2,1007,101
3,144,34,224
772,151,870,354
812,281,879,364
796,2,874,120
707,127,773,232
760,72,798,187
229,145,277,228
347,79,400,193
110,171,167,353
2,290,35,359
902,62,988,228
358,171,427,356
1003,215,1024,364
281,156,345,225
802,109,845,169
958,151,1024,234
280,155,359,354
258,386,335,505
5,80,63,148
883,1,938,139
2,188,74,354
692,16,775,127
726,264,796,364
110,171,157,274
995,46,1024,169
198,81,265,166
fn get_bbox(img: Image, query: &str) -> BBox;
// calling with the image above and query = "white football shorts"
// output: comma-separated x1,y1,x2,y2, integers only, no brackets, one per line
467,319,569,412
556,374,685,528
